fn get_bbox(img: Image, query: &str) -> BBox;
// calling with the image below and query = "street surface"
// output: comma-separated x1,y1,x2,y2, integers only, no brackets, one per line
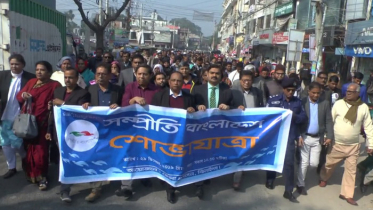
0,148,373,210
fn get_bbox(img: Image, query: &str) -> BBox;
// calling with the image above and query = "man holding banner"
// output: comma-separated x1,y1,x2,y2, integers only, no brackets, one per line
151,71,197,204
84,63,124,202
45,68,91,203
266,77,307,203
117,64,159,198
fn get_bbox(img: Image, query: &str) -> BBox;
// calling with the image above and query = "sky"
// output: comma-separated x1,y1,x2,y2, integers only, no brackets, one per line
56,0,224,36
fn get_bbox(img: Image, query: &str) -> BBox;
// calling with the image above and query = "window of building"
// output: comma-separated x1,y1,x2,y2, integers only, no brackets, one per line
265,15,271,28
258,16,264,30
252,19,256,33
130,32,136,40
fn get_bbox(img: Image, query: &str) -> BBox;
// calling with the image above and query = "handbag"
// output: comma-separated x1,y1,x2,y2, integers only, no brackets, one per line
12,98,38,139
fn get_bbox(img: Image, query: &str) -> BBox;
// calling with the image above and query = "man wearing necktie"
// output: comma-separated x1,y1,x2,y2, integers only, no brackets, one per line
193,64,233,111
191,64,233,198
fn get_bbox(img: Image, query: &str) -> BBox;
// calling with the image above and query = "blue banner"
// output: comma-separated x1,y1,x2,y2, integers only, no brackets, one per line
54,105,292,187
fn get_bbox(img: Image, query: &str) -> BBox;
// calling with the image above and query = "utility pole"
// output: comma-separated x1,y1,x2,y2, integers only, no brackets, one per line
211,20,216,50
172,21,176,49
314,1,327,79
151,10,155,47
98,0,103,26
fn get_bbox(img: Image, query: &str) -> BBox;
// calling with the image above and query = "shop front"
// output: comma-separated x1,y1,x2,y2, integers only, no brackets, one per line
345,20,373,83
252,29,275,60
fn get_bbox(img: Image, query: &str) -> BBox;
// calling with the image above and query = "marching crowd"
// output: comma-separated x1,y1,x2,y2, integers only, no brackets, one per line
1,48,373,206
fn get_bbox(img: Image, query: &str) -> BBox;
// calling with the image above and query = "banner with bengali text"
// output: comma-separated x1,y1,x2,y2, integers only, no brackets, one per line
54,105,292,187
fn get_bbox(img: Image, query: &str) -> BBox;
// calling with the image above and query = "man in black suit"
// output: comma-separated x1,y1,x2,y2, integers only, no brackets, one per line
84,63,123,202
45,67,90,203
192,64,233,111
118,54,145,89
86,63,124,108
120,51,131,69
0,54,35,179
151,71,196,203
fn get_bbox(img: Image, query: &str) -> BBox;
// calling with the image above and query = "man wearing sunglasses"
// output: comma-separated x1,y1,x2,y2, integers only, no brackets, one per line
264,65,286,102
265,77,307,203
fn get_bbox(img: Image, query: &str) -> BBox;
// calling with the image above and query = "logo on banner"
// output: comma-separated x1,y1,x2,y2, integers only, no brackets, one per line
65,120,99,152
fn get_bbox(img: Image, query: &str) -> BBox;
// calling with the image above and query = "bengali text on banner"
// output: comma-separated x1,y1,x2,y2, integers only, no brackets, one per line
54,105,292,187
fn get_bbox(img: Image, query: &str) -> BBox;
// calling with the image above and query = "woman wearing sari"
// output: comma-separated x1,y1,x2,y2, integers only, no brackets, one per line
16,61,61,190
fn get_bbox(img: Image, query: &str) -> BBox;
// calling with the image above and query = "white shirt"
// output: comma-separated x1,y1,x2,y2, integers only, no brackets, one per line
169,89,182,98
228,70,240,82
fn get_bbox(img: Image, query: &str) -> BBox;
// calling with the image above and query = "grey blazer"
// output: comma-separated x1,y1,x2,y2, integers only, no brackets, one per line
231,86,264,108
301,97,334,144
118,67,135,89
232,78,267,104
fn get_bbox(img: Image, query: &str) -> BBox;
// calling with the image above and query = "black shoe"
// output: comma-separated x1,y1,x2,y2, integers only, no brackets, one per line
296,186,308,195
283,191,299,203
265,180,274,190
60,191,72,203
3,169,17,179
360,183,368,193
167,191,176,204
195,186,204,199
115,188,133,198
141,179,152,187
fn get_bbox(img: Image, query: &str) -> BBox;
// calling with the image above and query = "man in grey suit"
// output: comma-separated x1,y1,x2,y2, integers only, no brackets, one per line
231,70,263,190
118,54,145,89
296,82,334,196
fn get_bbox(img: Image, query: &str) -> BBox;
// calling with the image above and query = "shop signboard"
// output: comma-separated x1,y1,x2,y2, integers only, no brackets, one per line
272,32,289,45
345,20,373,45
286,30,305,62
274,2,294,18
259,30,273,45
345,45,373,58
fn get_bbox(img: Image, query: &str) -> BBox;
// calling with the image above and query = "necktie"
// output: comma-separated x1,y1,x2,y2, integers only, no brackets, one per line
210,87,217,108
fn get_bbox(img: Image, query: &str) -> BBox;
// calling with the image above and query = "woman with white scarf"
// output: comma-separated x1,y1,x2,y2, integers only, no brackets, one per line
153,64,164,74
0,54,35,179
51,56,87,88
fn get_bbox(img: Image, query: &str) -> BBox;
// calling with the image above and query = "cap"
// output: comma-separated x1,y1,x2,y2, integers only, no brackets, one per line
244,64,255,71
281,77,297,88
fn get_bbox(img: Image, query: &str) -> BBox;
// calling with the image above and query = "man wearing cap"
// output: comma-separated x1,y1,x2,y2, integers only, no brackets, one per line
266,77,307,203
264,65,286,101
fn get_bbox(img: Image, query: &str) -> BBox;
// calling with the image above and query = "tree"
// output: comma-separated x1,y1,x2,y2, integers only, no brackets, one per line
169,18,202,36
65,10,79,33
73,0,130,49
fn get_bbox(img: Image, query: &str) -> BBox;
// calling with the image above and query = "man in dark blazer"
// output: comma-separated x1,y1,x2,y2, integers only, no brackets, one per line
45,67,90,203
118,54,145,89
296,82,334,196
0,54,35,179
232,70,264,109
192,64,233,111
151,71,196,204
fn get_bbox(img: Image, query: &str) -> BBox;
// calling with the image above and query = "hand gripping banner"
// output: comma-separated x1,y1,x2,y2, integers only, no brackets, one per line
54,105,292,187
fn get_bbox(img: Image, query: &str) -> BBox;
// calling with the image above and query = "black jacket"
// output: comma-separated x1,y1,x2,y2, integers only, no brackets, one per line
191,83,233,109
87,84,124,106
0,70,35,119
47,86,91,134
151,88,195,109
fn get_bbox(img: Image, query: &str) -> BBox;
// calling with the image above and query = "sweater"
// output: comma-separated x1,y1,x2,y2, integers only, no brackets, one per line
332,99,373,148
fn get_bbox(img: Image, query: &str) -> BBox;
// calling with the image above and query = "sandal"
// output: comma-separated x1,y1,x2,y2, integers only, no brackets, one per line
38,179,48,191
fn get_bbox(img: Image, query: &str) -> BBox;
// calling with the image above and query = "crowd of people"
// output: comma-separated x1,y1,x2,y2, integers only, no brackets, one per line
1,48,373,206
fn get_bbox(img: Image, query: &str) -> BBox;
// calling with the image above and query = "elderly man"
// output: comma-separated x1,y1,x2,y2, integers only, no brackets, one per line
341,72,368,103
319,83,373,206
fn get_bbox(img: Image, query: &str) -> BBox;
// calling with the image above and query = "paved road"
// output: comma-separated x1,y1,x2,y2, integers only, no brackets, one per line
0,149,373,210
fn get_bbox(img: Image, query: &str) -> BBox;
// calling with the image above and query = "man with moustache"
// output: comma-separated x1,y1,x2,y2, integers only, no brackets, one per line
151,71,196,203
46,67,91,203
153,72,167,89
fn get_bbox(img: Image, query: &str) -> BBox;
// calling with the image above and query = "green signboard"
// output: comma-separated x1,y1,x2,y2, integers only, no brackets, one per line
274,2,293,18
